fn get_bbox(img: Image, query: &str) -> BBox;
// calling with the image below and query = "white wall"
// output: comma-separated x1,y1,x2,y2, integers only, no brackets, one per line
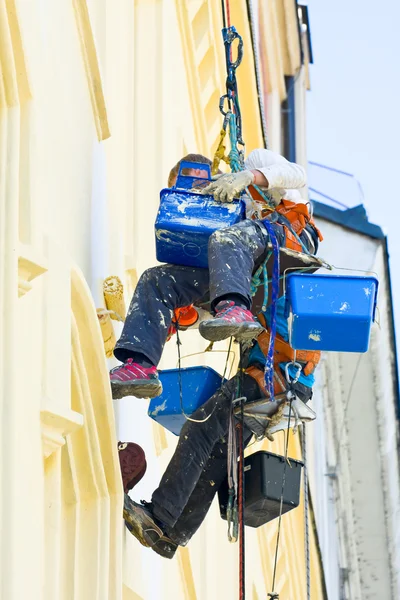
309,216,400,600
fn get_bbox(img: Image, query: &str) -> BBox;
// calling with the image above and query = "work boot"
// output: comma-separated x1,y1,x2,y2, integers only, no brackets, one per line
124,495,179,559
110,359,162,400
152,535,178,559
123,495,163,547
199,300,263,342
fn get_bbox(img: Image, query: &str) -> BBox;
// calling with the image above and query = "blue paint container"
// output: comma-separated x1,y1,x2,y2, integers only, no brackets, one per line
155,161,245,268
148,366,223,436
286,273,379,352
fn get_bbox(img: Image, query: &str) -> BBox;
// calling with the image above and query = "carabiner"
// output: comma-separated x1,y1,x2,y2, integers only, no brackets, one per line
285,361,302,385
222,26,244,71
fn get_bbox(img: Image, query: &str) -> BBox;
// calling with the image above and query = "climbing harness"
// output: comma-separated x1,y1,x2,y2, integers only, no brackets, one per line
257,314,321,377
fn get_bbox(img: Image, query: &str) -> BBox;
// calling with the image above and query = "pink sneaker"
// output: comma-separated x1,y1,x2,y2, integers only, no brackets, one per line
110,359,162,399
199,300,263,342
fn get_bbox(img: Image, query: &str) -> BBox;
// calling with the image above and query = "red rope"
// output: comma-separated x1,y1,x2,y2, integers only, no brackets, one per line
238,420,245,599
226,0,231,27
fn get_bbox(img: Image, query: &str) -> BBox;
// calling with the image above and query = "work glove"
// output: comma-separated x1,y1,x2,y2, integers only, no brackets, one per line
201,170,255,203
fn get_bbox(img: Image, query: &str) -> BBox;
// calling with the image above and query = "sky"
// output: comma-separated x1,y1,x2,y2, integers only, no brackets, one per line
305,0,400,342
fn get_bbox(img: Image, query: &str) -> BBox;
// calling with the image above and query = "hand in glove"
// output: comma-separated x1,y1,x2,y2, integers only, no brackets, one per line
202,170,255,203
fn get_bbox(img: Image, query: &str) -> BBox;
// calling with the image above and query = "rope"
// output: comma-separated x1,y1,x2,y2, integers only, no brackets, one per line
228,111,244,173
334,353,363,470
302,424,311,600
227,407,239,543
238,418,245,599
175,324,232,424
250,251,272,310
225,0,231,28
223,337,234,381
221,0,227,28
212,122,231,175
246,0,268,148
269,399,293,598
237,344,246,600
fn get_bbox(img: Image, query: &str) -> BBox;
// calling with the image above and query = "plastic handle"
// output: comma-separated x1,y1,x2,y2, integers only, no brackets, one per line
177,161,212,179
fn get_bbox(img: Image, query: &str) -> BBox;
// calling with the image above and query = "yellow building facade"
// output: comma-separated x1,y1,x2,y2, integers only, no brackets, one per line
0,0,325,598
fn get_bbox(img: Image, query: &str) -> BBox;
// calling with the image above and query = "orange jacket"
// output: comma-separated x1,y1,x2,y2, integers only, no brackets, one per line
249,186,323,252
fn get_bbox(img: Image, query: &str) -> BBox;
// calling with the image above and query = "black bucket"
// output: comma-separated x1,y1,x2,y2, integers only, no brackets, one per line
218,450,303,528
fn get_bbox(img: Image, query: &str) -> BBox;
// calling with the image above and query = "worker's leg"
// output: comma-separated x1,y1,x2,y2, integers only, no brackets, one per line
161,430,252,547
115,264,209,366
151,374,260,540
199,220,284,342
111,264,209,399
208,220,273,308
123,374,262,550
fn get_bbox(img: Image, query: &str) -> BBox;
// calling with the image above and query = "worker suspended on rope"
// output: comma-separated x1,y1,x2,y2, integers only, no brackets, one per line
110,149,321,401
118,150,323,560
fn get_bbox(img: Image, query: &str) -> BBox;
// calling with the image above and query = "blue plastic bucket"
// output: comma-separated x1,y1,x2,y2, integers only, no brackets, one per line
155,161,245,268
286,273,379,352
148,366,223,436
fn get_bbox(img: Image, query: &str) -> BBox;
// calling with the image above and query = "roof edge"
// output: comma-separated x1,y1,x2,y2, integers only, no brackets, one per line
311,200,385,239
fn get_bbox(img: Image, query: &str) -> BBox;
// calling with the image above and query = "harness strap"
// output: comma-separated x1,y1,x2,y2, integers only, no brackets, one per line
257,315,321,376
245,365,287,397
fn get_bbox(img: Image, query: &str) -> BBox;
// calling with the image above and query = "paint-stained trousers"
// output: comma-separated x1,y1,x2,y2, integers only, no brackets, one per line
150,374,261,545
114,220,282,365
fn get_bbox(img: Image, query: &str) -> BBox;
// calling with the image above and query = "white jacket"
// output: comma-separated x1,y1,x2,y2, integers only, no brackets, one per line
244,148,307,205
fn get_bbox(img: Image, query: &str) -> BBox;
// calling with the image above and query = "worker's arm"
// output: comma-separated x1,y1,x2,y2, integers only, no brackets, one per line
202,148,306,203
245,148,307,190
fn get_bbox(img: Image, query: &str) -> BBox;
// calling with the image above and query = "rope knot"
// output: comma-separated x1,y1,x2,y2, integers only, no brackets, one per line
268,593,279,600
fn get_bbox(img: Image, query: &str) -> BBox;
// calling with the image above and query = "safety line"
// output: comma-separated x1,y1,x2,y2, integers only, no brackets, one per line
308,186,349,209
238,344,246,600
221,0,226,28
246,0,268,148
302,424,311,600
226,0,231,28
269,400,293,599
308,160,358,178
175,323,233,424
